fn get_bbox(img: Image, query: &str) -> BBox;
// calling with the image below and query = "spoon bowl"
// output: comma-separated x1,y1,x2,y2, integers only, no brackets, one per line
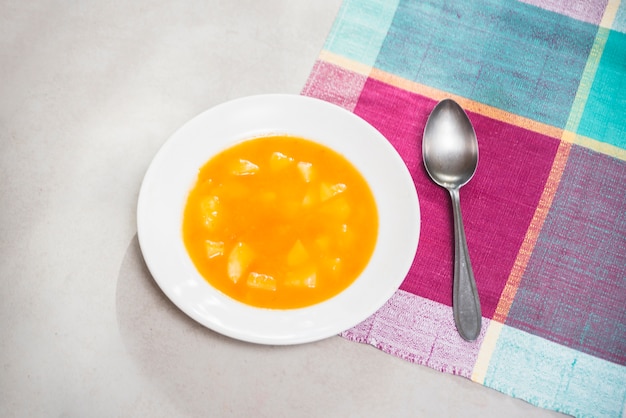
423,100,478,188
422,98,482,341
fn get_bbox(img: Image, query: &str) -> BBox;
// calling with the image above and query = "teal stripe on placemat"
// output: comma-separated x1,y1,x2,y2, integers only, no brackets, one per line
373,0,597,128
578,29,626,149
323,0,399,68
484,325,626,418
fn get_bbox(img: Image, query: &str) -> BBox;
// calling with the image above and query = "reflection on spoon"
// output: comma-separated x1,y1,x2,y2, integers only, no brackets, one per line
422,99,482,341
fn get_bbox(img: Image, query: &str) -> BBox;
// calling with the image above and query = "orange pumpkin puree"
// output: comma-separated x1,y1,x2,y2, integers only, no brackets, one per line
182,135,378,309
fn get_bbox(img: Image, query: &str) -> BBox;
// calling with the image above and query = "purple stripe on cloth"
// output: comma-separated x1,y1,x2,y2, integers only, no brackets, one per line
301,60,367,112
507,144,626,365
341,289,488,377
518,0,609,24
351,77,561,319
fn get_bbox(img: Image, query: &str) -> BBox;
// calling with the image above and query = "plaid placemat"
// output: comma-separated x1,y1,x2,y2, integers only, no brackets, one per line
302,0,626,416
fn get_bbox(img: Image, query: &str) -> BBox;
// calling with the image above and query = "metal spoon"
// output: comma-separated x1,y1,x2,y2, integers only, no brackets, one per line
422,98,482,341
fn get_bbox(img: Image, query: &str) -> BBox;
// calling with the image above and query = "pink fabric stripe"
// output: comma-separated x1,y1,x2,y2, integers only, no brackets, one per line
301,60,368,111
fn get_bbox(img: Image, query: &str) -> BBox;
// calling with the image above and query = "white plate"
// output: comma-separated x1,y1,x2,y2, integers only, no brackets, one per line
137,94,420,345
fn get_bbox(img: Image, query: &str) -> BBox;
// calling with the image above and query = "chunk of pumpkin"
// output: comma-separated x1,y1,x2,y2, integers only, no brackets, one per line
204,240,224,259
269,151,294,171
246,272,277,291
297,161,314,183
231,159,259,176
318,195,351,221
287,239,310,266
301,186,318,208
200,195,220,229
320,182,347,202
284,265,317,288
227,242,255,283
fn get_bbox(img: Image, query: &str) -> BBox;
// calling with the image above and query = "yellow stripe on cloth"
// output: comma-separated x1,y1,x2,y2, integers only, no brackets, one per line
472,321,504,384
600,0,621,29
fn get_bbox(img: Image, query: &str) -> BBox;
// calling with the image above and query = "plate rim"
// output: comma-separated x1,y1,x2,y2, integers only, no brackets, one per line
137,93,420,345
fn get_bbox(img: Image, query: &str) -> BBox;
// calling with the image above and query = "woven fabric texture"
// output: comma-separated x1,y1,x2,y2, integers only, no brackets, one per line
302,1,626,416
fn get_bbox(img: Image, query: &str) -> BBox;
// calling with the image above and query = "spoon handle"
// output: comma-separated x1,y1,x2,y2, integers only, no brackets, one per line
449,188,482,341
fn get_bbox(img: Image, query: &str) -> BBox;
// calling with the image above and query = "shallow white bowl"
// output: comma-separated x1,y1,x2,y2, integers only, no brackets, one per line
137,94,420,345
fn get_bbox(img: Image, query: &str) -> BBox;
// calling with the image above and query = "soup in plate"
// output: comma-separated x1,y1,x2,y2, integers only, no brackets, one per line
182,135,378,309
